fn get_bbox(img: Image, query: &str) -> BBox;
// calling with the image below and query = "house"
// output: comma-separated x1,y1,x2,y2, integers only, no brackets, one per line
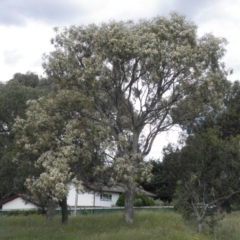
0,186,156,210
68,185,156,208
0,194,38,210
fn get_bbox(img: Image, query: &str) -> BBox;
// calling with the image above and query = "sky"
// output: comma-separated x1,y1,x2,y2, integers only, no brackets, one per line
1,0,240,159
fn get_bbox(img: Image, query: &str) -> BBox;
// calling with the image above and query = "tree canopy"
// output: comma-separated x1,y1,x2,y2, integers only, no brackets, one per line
162,81,240,232
0,73,46,200
13,89,110,223
39,13,230,224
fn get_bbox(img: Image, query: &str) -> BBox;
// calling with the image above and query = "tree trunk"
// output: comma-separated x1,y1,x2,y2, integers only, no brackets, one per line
46,199,56,220
197,210,206,233
124,186,135,224
221,200,231,214
198,219,203,233
123,131,139,224
59,197,68,224
192,203,205,233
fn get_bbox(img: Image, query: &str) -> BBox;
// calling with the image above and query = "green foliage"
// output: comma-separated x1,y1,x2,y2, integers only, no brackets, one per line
12,72,40,88
116,193,125,206
165,128,240,232
6,209,43,217
231,204,239,212
116,193,155,207
0,13,230,224
134,198,143,207
154,199,165,206
205,214,225,234
137,194,155,206
42,13,230,223
0,73,48,201
141,160,175,202
12,88,110,224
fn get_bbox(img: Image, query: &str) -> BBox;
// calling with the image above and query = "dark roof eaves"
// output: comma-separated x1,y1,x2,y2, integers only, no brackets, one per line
0,194,20,206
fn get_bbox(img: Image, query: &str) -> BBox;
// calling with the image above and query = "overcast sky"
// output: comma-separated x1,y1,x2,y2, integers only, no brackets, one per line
1,0,239,159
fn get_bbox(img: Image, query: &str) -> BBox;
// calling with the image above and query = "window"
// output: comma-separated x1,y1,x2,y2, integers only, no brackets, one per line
100,193,112,201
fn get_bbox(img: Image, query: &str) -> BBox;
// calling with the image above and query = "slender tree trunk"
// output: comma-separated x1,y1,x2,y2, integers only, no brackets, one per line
124,186,135,224
197,210,207,233
192,202,206,233
198,219,203,233
221,200,231,214
123,131,139,224
59,197,68,224
74,190,78,216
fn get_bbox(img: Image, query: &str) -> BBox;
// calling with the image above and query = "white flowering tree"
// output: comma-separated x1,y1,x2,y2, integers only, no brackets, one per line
42,13,230,223
13,90,109,223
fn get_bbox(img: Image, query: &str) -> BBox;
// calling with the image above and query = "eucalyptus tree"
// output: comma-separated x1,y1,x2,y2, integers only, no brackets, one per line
42,13,230,223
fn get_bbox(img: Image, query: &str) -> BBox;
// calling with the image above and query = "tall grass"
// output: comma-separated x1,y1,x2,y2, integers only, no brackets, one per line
213,212,240,240
1,210,239,240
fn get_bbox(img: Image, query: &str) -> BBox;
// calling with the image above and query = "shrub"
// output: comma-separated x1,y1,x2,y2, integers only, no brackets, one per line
231,204,239,212
134,198,143,206
154,199,165,206
7,209,41,217
139,194,155,206
116,193,155,207
116,193,125,206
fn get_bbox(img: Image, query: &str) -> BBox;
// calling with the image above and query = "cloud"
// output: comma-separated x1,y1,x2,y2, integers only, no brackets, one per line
150,0,224,27
0,0,240,83
0,0,169,27
3,49,22,65
0,0,86,26
170,0,219,19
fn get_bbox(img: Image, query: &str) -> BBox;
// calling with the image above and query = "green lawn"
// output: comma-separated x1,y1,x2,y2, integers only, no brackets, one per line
0,210,239,240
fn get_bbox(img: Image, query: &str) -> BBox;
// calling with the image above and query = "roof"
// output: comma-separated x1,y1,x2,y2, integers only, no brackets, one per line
0,194,39,207
100,186,156,197
0,194,21,206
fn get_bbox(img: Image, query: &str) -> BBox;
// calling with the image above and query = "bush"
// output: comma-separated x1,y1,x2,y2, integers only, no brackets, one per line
116,193,125,206
7,209,42,217
231,204,239,212
134,198,143,206
137,194,152,206
7,210,21,216
154,199,165,206
116,193,155,207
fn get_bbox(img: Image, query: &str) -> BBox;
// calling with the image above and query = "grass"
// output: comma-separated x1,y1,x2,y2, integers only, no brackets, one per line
212,212,240,240
0,210,240,240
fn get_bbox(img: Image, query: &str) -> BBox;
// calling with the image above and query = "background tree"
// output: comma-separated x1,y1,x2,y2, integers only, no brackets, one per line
161,81,240,232
12,72,40,88
0,73,47,201
42,13,230,224
164,129,240,233
141,159,174,202
216,81,240,139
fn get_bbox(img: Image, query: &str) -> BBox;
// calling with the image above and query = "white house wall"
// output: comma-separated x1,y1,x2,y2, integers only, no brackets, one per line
68,186,120,207
68,189,95,207
94,192,120,207
2,197,37,210
1,187,122,210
